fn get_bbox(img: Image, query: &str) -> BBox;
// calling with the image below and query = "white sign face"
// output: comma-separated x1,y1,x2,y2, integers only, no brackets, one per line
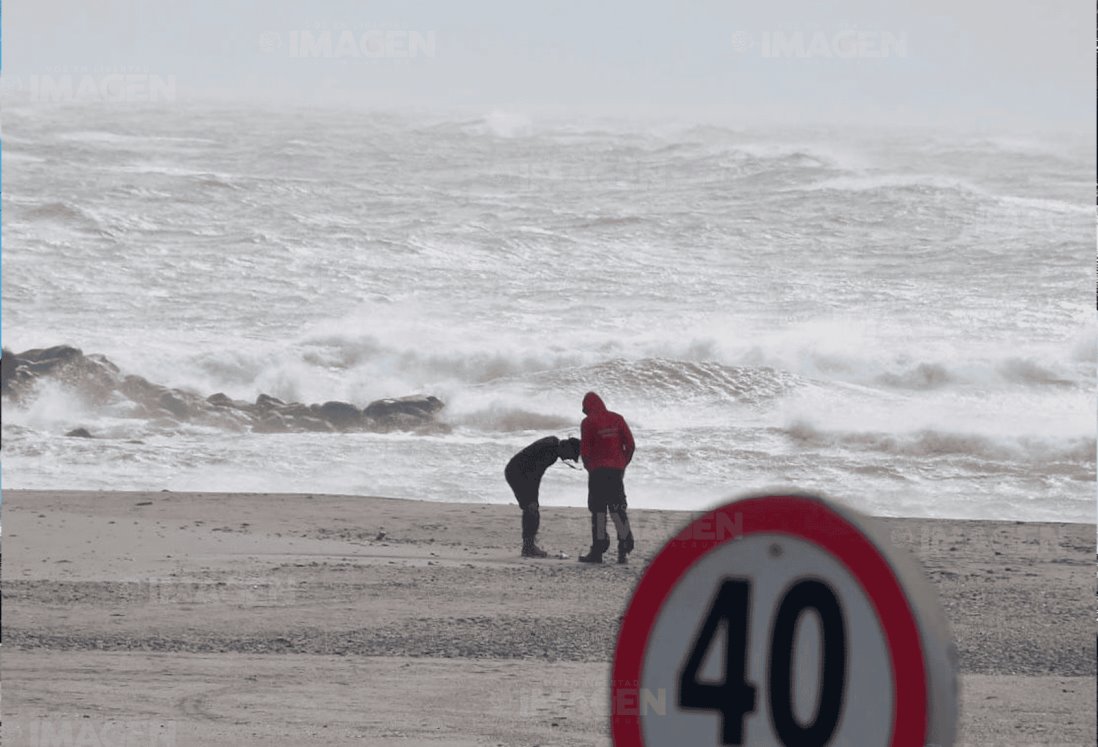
611,494,957,747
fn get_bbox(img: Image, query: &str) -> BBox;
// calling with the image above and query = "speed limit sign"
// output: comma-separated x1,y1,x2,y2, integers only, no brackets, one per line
611,493,957,746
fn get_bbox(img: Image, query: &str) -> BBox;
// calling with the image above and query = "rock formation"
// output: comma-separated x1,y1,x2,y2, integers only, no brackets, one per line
1,346,446,434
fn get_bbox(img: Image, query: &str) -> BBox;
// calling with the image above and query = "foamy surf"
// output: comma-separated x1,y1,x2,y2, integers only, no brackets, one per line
2,103,1093,522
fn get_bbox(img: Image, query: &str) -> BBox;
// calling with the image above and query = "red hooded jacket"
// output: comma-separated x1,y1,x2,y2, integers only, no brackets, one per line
580,392,635,471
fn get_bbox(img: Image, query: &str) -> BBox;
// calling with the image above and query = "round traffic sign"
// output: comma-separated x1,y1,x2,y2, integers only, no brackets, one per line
611,493,957,746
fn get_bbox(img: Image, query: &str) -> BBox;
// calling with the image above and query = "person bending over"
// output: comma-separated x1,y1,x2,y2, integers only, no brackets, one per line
505,435,581,557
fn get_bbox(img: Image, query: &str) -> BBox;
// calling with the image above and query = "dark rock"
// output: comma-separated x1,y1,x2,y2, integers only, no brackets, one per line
253,412,289,433
1,356,38,399
75,355,125,404
119,375,158,406
17,345,84,366
364,395,444,420
85,353,120,374
113,374,209,421
158,391,192,420
206,393,257,418
316,401,363,430
255,394,287,410
2,345,122,404
1,348,18,392
65,428,94,438
291,416,336,433
4,345,447,435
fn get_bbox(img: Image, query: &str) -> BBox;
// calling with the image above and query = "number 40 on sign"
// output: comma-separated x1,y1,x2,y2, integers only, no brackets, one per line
611,493,957,747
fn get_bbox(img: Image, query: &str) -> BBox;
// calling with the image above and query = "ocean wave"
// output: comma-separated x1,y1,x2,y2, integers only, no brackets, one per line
875,363,955,390
477,110,533,138
874,358,1080,391
2,150,47,163
573,215,651,229
951,134,1089,158
996,195,1092,214
21,200,103,228
56,131,218,148
798,173,988,196
732,147,836,169
785,420,1095,466
996,358,1077,387
529,358,803,405
795,173,1089,215
686,135,871,171
110,164,240,189
447,406,575,433
55,130,146,145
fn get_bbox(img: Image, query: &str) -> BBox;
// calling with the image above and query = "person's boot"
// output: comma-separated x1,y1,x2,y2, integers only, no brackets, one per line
522,536,548,558
580,513,609,563
610,507,634,564
578,546,604,563
617,535,634,564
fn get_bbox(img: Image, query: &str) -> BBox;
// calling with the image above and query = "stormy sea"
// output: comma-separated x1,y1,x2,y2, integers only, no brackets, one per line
2,101,1094,521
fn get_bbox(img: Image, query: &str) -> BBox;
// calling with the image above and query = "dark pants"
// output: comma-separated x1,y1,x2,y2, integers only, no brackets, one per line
505,465,541,540
587,468,632,552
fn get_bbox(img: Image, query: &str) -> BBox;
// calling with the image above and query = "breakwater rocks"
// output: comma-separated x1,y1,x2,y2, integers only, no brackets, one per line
1,346,445,434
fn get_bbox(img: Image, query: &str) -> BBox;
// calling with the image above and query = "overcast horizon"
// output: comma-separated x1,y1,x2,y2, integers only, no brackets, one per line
3,0,1095,134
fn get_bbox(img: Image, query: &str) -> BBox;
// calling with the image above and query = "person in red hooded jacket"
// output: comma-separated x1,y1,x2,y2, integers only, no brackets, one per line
578,391,636,563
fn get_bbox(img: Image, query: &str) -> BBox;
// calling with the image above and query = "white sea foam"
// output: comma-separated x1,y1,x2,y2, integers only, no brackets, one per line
2,104,1092,521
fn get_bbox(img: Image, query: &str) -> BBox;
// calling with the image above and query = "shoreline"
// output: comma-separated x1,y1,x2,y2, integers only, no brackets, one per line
3,487,1095,525
3,489,1095,745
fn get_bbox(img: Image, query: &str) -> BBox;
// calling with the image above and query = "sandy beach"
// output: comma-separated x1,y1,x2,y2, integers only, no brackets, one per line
1,489,1094,746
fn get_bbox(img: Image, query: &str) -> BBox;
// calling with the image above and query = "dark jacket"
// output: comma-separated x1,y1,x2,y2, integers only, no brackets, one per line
580,392,634,471
506,436,563,482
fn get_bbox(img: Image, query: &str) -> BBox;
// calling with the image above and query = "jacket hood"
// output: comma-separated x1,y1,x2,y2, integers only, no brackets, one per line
582,391,606,415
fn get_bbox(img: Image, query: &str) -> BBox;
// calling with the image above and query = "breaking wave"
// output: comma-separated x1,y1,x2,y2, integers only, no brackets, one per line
875,363,955,390
526,358,804,405
4,103,1092,520
21,200,102,227
785,420,1095,468
874,357,1082,391
447,406,576,433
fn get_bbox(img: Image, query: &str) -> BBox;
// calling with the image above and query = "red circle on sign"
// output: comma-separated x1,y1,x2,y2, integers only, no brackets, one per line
611,495,928,746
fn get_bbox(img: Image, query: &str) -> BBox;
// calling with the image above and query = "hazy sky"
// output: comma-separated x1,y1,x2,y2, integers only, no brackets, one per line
3,0,1095,130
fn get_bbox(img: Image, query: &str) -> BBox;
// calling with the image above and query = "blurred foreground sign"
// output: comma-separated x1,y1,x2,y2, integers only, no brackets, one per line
611,493,957,746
